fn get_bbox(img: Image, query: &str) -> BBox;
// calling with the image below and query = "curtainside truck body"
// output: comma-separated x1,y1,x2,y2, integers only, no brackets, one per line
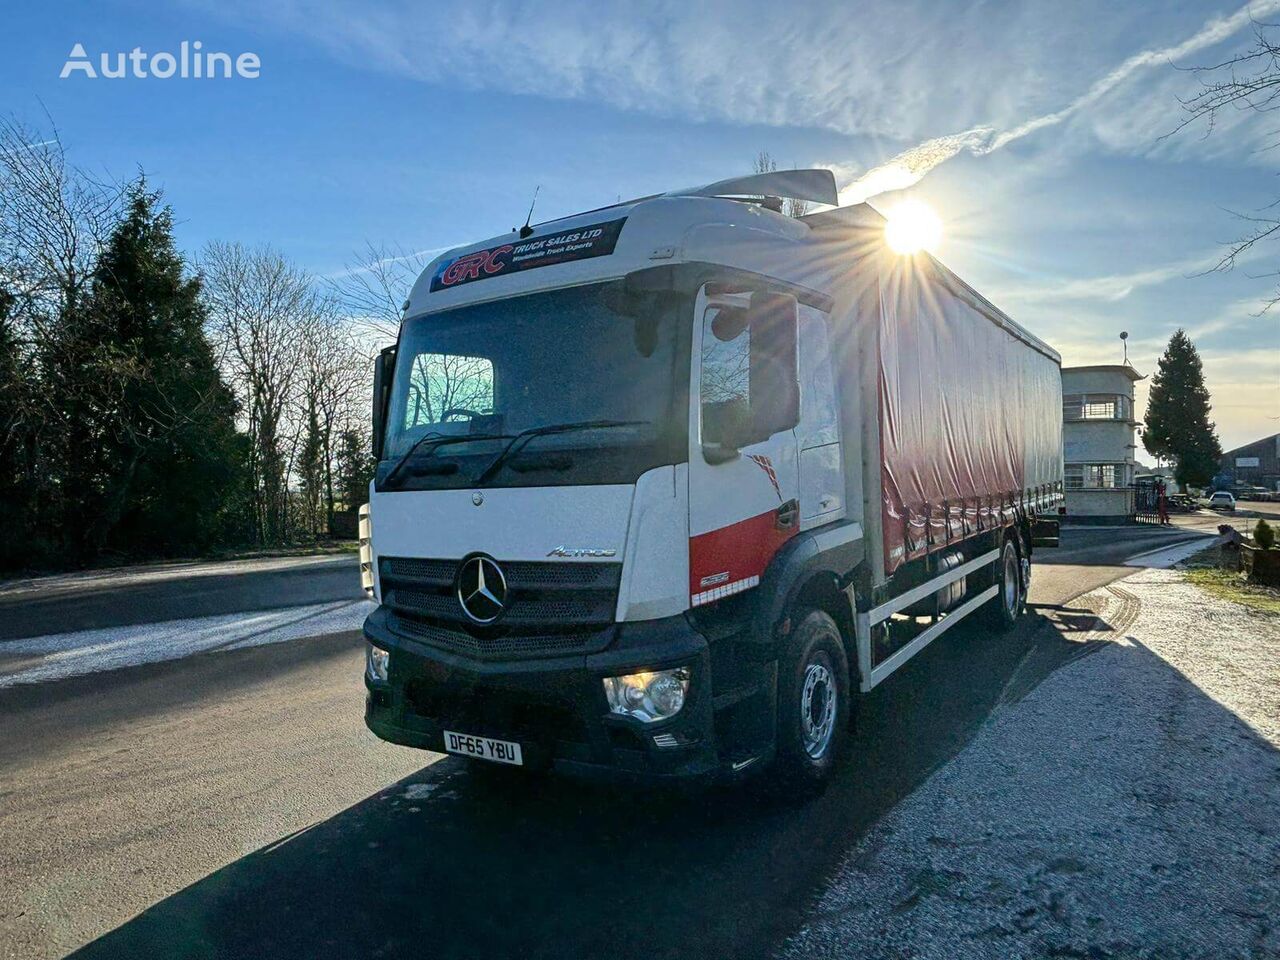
360,169,1062,787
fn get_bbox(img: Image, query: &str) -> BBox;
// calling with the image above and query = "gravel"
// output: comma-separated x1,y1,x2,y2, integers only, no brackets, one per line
784,568,1280,960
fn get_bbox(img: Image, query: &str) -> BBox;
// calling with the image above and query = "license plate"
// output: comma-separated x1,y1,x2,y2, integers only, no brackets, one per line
442,730,524,766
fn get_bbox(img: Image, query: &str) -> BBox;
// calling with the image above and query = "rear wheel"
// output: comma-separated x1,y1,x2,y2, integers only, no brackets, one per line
773,610,850,791
981,537,1023,631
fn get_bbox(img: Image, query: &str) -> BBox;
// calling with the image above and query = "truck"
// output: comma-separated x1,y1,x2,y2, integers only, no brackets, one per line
360,169,1063,788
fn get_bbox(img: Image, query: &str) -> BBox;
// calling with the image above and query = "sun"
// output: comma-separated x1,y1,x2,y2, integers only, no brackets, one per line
884,199,943,255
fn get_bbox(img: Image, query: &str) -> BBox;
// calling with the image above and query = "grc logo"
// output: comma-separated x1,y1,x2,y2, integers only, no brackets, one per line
440,245,512,287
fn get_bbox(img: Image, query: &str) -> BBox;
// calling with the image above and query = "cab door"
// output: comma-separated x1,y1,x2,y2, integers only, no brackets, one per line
687,283,801,607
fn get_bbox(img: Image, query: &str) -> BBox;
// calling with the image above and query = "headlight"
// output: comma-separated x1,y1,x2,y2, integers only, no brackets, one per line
366,643,390,683
603,666,690,723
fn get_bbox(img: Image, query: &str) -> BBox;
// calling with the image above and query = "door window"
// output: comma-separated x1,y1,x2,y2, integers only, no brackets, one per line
699,291,798,450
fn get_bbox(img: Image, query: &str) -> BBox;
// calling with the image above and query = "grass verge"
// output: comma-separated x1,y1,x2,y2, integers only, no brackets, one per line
1180,544,1280,615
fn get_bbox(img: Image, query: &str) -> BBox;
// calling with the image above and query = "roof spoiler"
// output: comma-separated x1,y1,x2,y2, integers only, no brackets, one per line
667,169,838,207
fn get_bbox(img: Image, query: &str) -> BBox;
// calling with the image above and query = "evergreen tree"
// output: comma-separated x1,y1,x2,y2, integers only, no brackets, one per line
298,401,325,538
75,180,248,558
1142,329,1223,488
0,286,37,566
336,426,375,512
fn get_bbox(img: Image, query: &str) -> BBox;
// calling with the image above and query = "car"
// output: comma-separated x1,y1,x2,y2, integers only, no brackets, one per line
1207,491,1236,512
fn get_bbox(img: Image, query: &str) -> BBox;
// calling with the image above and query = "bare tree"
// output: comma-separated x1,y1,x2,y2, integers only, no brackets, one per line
1173,20,1280,306
752,151,809,219
328,241,435,342
200,241,316,543
0,114,119,321
0,113,121,552
295,297,372,534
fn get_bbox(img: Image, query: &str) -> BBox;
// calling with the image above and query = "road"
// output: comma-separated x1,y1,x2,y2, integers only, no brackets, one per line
0,524,1214,960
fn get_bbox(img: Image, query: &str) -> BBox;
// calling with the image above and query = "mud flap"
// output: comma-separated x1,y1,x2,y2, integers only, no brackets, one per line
1031,518,1060,548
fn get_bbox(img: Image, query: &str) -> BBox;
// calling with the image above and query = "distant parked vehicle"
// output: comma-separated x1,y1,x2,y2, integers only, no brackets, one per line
1237,486,1274,502
1207,491,1236,512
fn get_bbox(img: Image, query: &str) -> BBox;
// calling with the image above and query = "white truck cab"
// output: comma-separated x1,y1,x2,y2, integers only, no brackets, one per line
362,170,1062,787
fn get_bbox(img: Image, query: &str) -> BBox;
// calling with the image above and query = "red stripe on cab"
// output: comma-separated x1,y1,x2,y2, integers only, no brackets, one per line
689,508,797,600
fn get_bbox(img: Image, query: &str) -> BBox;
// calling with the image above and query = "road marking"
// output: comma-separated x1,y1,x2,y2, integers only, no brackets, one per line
1123,535,1217,569
0,599,375,688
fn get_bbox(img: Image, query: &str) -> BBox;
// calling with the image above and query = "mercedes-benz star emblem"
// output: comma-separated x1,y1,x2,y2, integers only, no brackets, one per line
456,555,506,624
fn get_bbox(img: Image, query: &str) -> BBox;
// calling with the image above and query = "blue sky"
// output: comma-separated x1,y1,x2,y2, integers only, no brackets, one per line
3,0,1277,449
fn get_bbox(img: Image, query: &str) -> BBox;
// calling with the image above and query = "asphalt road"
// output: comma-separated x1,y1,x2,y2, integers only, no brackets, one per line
0,524,1213,960
0,554,360,641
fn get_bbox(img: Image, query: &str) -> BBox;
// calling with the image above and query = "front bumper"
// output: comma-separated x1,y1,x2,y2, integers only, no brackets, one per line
362,605,723,781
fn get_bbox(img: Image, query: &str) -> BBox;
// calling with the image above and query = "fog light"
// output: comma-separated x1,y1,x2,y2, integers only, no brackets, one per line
366,642,390,683
603,667,690,723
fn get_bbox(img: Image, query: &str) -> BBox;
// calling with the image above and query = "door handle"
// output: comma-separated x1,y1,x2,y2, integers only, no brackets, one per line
775,498,799,530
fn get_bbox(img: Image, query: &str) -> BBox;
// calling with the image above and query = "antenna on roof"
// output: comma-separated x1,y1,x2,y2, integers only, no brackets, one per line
518,186,540,239
1120,330,1129,365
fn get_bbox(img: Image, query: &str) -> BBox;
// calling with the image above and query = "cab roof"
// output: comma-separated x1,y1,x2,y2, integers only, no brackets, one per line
402,169,1058,365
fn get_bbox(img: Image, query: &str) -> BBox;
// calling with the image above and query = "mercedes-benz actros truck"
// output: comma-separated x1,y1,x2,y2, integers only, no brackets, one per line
360,169,1063,788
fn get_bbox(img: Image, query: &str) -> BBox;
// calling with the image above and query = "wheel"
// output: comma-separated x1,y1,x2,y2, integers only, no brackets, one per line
773,610,850,790
981,537,1023,631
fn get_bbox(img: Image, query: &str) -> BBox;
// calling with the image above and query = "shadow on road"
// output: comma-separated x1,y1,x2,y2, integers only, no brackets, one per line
70,607,1101,960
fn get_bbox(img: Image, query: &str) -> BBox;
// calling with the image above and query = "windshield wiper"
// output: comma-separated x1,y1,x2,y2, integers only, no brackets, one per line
383,432,513,489
475,420,650,484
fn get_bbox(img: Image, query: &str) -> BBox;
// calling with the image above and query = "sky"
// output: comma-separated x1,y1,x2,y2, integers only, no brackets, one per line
2,0,1277,451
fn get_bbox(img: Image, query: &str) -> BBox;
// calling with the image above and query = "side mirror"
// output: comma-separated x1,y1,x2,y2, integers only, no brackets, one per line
702,438,743,465
747,292,799,439
372,346,396,460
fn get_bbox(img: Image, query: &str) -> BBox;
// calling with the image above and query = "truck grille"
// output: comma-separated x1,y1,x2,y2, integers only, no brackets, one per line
378,555,621,661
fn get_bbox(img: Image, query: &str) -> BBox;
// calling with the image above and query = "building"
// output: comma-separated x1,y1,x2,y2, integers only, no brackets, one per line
1061,364,1145,520
1220,433,1280,492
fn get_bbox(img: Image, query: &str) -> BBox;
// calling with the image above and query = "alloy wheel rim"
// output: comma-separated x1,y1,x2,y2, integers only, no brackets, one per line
801,660,837,760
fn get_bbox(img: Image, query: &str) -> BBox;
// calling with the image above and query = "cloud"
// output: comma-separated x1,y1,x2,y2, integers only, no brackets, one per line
834,0,1280,202
322,244,455,281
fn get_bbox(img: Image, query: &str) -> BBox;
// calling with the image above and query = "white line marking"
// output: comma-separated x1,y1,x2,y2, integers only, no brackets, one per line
1124,536,1217,569
0,599,375,688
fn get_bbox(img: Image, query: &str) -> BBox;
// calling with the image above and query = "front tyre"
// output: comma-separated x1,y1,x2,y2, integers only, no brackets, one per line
774,610,850,790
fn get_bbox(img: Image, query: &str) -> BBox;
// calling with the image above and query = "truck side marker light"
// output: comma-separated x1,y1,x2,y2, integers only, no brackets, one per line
692,574,759,606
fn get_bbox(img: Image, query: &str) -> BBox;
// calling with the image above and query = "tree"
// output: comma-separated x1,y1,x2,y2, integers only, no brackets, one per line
336,426,375,512
296,302,370,535
73,181,246,558
1176,22,1280,308
0,285,39,567
753,151,809,219
329,241,429,343
0,113,121,566
1142,329,1222,488
201,241,316,544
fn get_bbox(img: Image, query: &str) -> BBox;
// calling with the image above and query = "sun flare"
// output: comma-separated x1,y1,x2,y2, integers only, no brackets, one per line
884,199,943,255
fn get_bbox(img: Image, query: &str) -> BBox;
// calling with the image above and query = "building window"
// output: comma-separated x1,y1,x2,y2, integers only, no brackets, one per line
1063,394,1131,422
1066,463,1123,489
1086,464,1117,488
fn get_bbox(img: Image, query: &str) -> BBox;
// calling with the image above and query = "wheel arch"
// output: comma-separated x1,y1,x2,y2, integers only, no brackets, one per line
789,573,860,689
754,520,864,686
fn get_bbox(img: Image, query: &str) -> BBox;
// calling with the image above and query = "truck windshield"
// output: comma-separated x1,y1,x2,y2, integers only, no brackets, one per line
378,280,688,490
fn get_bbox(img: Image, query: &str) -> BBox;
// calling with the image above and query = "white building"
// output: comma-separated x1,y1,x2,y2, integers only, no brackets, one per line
1061,364,1145,520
